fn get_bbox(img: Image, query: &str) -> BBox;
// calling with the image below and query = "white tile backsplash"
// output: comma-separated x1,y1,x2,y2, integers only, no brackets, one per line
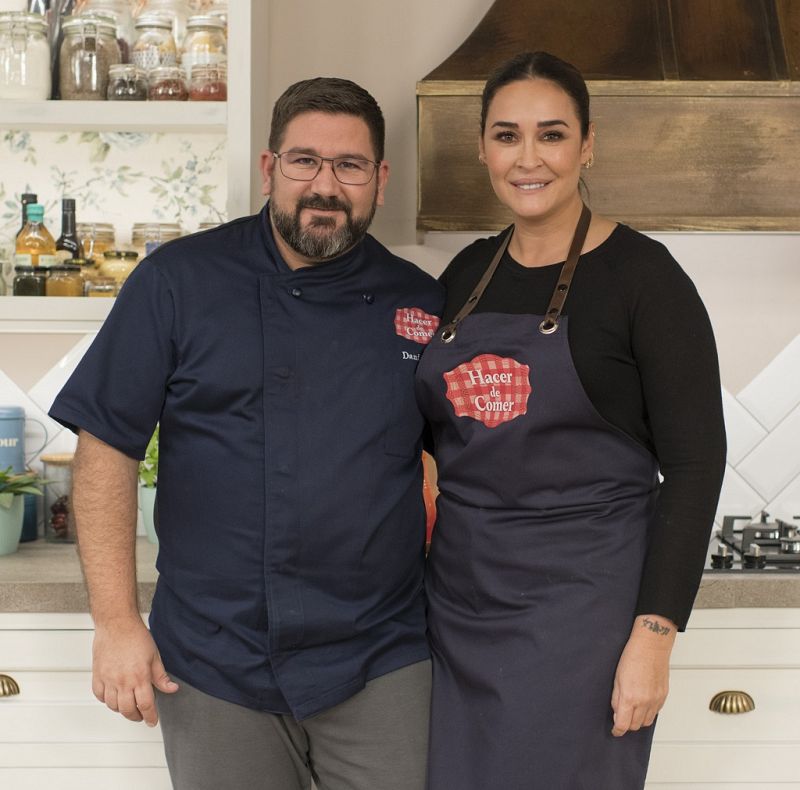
715,465,766,525
737,335,800,431
28,333,96,415
721,387,768,466
764,474,800,523
735,405,800,503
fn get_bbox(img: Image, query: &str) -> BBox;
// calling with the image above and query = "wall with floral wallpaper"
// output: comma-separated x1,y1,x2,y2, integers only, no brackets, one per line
0,129,227,287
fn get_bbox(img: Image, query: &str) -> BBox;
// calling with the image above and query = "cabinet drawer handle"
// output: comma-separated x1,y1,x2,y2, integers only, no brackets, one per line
709,690,755,714
0,674,20,698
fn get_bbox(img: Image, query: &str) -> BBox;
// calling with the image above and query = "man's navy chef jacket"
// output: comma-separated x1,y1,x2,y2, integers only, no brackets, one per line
49,204,445,719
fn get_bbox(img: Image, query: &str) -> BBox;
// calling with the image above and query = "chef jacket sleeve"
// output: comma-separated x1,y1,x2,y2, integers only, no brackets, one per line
49,260,176,461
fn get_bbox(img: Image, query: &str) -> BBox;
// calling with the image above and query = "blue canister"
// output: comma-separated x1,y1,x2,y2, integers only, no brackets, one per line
0,406,26,473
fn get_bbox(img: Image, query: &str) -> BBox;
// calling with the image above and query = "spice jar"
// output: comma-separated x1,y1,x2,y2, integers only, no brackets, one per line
0,12,51,100
76,222,116,262
189,60,225,101
132,14,177,70
46,264,84,296
59,15,121,100
12,265,47,296
131,222,182,258
139,0,189,47
73,257,99,291
86,276,116,297
80,0,135,62
100,249,138,285
180,14,225,82
42,454,76,543
106,63,147,99
147,64,187,100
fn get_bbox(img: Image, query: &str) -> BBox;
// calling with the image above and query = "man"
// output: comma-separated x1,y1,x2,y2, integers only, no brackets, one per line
49,77,444,790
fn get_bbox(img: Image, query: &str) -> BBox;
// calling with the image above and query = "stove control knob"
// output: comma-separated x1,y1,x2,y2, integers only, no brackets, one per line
743,543,767,569
779,537,800,554
780,523,798,539
711,543,733,569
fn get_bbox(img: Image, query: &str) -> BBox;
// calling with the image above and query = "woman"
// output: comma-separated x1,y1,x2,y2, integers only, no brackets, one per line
416,52,726,789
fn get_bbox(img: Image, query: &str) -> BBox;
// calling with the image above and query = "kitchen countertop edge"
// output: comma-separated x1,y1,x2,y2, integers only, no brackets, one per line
1,539,799,613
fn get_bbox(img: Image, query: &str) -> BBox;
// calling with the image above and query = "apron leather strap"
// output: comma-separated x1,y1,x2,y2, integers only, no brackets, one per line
538,203,592,335
440,226,513,343
439,204,592,343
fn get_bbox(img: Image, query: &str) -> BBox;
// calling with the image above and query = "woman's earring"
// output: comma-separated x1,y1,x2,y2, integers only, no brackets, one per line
583,153,595,169
478,154,486,165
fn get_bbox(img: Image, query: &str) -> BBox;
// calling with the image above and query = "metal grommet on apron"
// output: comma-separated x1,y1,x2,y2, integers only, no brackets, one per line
417,203,661,790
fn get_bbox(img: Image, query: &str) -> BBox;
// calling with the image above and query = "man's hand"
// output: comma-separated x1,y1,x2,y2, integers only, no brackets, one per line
610,614,676,737
91,617,179,727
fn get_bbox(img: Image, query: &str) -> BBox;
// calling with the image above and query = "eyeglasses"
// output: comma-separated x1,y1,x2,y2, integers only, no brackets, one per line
273,151,379,186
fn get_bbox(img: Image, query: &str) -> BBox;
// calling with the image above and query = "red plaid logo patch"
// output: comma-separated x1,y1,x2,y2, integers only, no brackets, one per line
394,308,440,345
443,354,531,428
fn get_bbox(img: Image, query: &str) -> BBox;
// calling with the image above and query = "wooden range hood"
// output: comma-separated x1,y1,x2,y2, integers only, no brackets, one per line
417,0,800,231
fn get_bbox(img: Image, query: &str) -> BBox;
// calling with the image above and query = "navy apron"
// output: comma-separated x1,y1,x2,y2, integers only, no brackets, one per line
416,206,660,790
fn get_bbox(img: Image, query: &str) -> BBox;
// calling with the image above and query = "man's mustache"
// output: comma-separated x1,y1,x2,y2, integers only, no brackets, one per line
297,195,351,214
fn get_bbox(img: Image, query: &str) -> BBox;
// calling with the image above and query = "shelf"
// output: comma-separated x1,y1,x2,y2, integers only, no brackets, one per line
0,296,113,333
0,100,226,133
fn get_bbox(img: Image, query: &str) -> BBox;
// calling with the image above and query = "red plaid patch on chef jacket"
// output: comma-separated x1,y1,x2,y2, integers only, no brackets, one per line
443,354,531,428
394,308,440,345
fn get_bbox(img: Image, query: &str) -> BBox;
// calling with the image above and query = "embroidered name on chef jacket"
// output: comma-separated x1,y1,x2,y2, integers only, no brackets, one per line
444,354,531,427
394,307,440,344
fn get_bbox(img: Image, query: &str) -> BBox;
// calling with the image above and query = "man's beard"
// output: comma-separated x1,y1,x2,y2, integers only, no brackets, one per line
270,192,377,261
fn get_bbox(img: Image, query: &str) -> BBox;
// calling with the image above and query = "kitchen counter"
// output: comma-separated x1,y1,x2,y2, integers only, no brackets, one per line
0,538,157,613
1,540,800,612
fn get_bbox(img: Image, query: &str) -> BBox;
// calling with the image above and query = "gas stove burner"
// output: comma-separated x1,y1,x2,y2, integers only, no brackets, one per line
710,511,800,572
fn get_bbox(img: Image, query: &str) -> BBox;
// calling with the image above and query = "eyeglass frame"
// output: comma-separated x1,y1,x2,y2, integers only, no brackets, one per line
272,151,381,186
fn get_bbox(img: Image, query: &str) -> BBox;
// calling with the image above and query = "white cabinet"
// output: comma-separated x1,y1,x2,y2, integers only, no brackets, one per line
646,608,800,788
0,613,170,790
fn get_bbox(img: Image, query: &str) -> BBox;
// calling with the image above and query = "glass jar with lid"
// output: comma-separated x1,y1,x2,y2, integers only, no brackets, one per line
46,264,84,296
188,60,225,101
86,276,117,297
13,265,47,296
80,0,135,62
132,13,177,70
148,64,187,100
138,0,189,48
131,222,182,258
107,63,147,99
76,222,116,262
206,0,227,37
73,258,99,291
0,12,51,100
180,14,225,82
100,249,138,285
42,454,76,543
59,15,121,100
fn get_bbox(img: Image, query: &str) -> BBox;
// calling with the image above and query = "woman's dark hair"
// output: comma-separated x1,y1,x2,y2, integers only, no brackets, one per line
269,77,385,161
480,52,590,138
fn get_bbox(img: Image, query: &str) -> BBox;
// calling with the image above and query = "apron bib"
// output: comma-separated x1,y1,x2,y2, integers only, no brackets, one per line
416,207,660,790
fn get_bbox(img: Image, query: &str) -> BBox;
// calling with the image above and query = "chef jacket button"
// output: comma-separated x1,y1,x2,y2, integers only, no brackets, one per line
275,367,291,379
290,287,302,298
362,292,374,304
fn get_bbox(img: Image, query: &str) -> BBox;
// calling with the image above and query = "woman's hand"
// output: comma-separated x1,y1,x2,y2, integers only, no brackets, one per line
610,614,677,737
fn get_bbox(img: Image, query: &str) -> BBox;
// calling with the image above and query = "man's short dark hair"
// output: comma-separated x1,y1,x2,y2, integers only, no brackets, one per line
268,77,385,161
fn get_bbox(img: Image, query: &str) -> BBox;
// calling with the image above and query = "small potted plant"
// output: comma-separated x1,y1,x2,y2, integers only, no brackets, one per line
138,426,159,545
0,467,44,556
